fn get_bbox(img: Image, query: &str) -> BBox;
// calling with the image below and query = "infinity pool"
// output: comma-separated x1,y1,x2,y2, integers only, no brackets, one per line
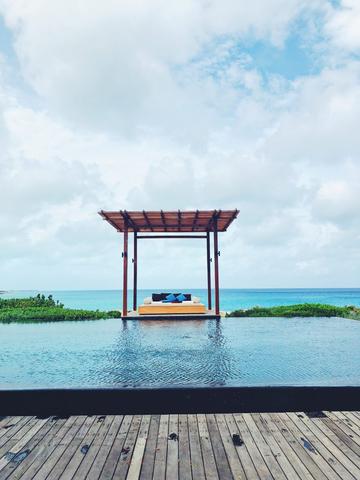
1,317,359,389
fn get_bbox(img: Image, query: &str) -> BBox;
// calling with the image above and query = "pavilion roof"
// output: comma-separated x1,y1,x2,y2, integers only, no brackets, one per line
99,209,239,233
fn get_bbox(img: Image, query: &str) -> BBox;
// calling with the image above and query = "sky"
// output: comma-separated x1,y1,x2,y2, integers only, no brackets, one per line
0,0,359,290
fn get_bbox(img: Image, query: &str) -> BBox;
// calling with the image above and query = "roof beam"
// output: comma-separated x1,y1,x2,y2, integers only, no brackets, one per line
137,234,207,239
120,210,137,231
206,209,218,231
142,210,153,231
99,210,122,232
222,209,239,231
160,210,167,232
192,209,199,231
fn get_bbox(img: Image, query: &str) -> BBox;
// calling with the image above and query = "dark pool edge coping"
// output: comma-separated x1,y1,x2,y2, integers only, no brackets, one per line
1,386,359,416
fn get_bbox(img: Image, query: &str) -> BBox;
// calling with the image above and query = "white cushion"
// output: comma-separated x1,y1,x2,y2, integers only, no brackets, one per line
192,296,200,303
143,297,152,305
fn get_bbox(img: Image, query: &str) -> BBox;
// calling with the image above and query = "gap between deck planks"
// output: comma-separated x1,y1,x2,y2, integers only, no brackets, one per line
0,411,359,479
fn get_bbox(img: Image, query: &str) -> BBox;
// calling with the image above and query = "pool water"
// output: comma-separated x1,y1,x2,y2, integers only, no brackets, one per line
1,317,360,389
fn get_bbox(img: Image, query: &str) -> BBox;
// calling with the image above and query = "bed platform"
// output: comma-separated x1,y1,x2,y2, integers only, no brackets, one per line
125,309,221,320
138,303,206,315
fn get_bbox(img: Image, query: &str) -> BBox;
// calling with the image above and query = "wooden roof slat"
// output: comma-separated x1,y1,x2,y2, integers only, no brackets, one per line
120,210,138,231
143,211,153,232
206,210,218,231
160,210,167,232
222,209,239,231
192,210,199,231
99,209,238,233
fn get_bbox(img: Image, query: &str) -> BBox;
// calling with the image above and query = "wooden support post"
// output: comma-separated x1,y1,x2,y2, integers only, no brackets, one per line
213,218,220,315
133,231,137,311
206,232,212,310
122,222,128,317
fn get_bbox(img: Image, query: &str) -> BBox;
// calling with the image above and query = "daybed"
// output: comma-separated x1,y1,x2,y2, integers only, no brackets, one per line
138,293,206,315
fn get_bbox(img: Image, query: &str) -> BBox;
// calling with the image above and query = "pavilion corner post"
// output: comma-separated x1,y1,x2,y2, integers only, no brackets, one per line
133,231,137,311
206,232,212,310
122,222,128,317
213,217,220,315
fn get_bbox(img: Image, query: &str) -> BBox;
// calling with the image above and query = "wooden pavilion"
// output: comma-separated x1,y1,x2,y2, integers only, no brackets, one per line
99,209,239,319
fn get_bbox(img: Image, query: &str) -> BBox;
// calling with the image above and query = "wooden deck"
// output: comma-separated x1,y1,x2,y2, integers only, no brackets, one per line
0,411,360,479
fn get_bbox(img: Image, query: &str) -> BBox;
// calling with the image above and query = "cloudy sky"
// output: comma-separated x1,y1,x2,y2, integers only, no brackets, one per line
0,0,359,290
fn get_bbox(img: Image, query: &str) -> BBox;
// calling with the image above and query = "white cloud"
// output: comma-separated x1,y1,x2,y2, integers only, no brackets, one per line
0,0,359,289
325,0,360,52
0,0,322,134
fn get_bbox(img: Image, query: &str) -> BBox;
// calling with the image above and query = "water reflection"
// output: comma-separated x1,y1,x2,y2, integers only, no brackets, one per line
103,319,234,387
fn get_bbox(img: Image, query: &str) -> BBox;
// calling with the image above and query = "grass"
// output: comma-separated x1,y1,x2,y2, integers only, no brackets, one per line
0,294,121,323
226,303,360,319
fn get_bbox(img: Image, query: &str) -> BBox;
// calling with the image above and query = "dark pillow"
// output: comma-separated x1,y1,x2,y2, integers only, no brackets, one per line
152,293,170,301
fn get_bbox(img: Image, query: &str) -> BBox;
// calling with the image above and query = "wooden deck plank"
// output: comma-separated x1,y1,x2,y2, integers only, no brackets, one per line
291,412,360,479
207,414,233,480
259,414,313,480
59,415,114,479
56,416,103,479
127,415,151,480
348,412,360,422
268,413,328,480
152,414,169,480
215,414,246,480
233,414,272,480
45,415,96,479
343,412,360,430
112,414,142,479
188,414,205,480
321,415,360,452
283,412,348,480
0,417,33,453
0,417,11,431
326,412,360,445
139,415,160,480
224,413,258,480
100,415,133,480
2,417,68,480
251,413,300,480
166,414,179,480
0,418,22,441
178,414,192,480
197,414,219,480
32,415,88,480
83,415,124,480
12,416,75,480
243,413,288,480
0,416,64,479
0,417,47,471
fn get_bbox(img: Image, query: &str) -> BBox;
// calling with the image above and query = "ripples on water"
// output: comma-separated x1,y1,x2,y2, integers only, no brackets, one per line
0,317,360,388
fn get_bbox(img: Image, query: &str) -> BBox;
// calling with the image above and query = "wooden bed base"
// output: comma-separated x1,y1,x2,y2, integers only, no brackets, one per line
138,303,207,315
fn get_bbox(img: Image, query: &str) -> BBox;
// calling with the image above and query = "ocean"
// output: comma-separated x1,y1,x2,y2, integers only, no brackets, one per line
2,288,360,312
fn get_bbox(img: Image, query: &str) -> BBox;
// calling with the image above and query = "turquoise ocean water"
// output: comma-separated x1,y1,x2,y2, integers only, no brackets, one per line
2,288,360,311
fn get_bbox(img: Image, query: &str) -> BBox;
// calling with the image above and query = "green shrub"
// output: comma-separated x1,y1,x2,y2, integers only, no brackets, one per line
0,295,122,323
0,294,63,309
227,303,360,319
